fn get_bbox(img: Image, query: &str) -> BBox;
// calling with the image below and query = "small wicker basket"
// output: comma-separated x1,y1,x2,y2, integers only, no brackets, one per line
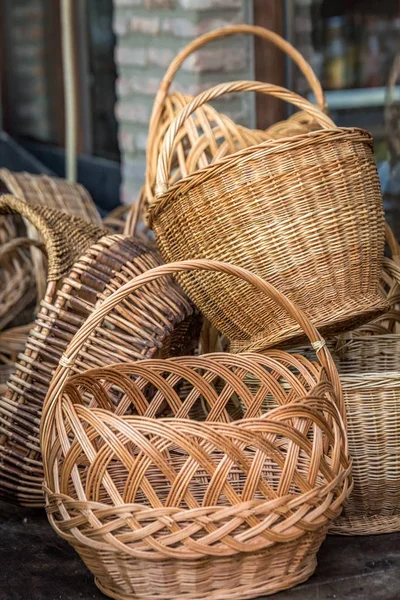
0,233,199,507
149,80,386,351
42,260,351,600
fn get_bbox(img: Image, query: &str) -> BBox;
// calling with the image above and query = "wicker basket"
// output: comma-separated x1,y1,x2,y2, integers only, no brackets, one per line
122,23,326,232
329,372,400,535
289,230,400,535
41,259,351,600
0,169,101,225
0,234,199,507
329,251,400,535
149,80,386,351
0,237,45,331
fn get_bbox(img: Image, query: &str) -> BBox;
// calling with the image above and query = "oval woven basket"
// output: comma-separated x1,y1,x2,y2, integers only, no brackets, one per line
41,260,351,600
149,80,387,351
0,233,199,507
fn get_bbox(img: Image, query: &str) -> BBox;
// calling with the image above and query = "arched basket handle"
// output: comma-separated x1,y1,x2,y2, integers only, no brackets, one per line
0,194,106,282
151,24,326,130
152,80,335,203
41,259,344,448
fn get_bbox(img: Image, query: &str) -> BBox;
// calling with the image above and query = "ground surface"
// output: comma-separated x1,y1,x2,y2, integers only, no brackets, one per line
1,501,400,600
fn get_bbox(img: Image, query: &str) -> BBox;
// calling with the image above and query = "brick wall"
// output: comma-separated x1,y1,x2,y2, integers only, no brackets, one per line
113,0,255,204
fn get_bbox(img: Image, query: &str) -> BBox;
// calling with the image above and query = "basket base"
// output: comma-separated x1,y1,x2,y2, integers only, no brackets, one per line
330,513,400,536
230,295,389,353
81,531,326,600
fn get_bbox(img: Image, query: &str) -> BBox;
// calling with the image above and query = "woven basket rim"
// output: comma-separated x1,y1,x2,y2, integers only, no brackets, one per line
340,371,400,387
150,126,373,220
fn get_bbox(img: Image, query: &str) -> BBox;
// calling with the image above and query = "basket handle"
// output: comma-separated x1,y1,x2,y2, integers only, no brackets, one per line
153,80,335,200
0,194,105,282
41,259,344,448
150,24,326,128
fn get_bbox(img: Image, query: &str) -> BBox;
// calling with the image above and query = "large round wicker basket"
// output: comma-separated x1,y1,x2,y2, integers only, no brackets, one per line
42,260,351,600
0,229,199,507
149,81,386,351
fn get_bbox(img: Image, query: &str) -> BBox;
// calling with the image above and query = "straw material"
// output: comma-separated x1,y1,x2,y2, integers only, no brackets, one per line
41,259,351,600
0,196,105,337
0,235,199,506
149,80,386,351
291,231,400,535
0,195,104,282
329,249,400,534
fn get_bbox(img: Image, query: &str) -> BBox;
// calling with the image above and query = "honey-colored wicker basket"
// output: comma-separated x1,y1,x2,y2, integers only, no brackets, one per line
149,80,386,352
41,259,351,600
330,371,400,535
123,23,327,233
0,233,199,507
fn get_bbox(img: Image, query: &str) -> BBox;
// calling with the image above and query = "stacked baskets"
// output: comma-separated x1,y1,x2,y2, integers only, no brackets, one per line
0,22,393,600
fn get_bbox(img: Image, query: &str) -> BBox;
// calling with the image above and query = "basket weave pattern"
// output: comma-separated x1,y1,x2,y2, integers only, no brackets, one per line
0,169,101,226
41,260,351,600
45,355,349,600
330,373,400,535
150,83,386,350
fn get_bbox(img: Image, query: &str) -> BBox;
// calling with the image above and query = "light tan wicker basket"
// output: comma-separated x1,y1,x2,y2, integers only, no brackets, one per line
330,371,400,535
0,233,199,507
149,80,386,351
41,259,351,600
122,23,327,233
